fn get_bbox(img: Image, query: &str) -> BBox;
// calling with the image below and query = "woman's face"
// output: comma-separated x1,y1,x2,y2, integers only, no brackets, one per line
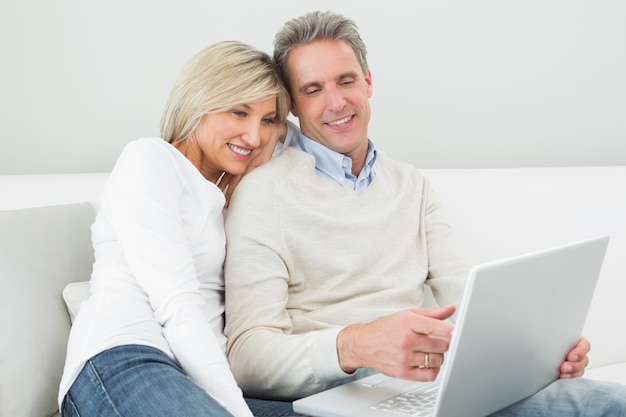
181,97,278,182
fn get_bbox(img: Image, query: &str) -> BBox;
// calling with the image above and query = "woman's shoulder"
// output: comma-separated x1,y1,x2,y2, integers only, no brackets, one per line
120,137,172,157
107,138,201,193
115,138,187,170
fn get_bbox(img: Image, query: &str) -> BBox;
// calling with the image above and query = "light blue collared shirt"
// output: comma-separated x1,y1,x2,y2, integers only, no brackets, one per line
277,121,377,195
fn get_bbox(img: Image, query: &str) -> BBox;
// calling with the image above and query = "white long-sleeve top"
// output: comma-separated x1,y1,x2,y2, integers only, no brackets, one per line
59,138,252,417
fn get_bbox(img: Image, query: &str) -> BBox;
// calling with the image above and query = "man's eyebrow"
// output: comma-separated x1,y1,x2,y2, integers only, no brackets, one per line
297,71,361,93
338,71,360,80
298,81,322,94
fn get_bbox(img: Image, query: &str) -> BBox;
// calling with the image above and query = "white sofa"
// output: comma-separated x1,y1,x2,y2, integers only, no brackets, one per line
2,167,625,417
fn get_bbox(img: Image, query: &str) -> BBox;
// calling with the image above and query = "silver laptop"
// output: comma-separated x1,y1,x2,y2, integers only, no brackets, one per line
293,235,609,417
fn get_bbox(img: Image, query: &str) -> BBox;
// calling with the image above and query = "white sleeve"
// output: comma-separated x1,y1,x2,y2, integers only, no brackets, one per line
105,140,252,416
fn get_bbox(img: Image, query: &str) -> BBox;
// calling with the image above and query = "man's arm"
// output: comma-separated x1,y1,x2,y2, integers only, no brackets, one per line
224,168,349,401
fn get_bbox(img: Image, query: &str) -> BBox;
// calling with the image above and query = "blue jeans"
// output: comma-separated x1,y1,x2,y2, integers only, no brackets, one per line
249,377,625,417
61,345,302,417
63,344,625,417
250,376,626,417
489,377,626,416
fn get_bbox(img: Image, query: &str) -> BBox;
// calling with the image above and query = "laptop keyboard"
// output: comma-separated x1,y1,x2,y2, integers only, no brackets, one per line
368,383,440,416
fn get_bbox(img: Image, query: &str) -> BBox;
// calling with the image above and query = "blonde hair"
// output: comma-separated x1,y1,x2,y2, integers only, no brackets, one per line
161,40,290,144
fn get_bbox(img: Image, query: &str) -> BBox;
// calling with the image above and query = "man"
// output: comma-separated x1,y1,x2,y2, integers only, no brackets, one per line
224,10,625,415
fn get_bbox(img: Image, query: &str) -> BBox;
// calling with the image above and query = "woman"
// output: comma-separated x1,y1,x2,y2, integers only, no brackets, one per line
58,41,290,417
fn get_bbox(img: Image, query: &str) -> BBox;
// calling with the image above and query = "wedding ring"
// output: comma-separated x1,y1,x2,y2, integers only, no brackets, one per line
424,352,430,368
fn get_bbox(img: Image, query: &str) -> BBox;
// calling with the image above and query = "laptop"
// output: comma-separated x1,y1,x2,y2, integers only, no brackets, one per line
293,235,610,417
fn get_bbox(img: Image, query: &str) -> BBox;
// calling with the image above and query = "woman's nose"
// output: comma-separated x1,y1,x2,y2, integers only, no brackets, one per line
241,124,261,147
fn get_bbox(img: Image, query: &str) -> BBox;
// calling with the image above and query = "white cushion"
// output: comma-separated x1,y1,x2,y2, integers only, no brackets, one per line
0,203,94,417
62,282,91,324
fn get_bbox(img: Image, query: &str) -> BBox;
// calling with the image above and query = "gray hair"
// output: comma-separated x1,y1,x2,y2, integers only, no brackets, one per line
273,10,368,92
161,40,290,144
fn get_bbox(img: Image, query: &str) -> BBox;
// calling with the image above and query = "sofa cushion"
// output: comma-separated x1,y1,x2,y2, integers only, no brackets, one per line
0,203,94,417
62,281,91,323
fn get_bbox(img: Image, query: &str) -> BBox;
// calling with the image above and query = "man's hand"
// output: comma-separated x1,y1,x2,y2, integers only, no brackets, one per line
559,336,590,379
336,305,456,382
222,121,288,206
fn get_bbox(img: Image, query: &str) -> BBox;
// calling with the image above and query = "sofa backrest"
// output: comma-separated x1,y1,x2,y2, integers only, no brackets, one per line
422,166,626,369
0,173,108,210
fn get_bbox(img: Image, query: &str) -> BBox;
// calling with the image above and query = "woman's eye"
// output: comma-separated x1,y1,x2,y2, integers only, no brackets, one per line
262,117,276,125
233,110,248,118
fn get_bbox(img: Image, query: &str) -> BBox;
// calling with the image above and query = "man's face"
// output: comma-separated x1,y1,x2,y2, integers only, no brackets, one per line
287,39,373,167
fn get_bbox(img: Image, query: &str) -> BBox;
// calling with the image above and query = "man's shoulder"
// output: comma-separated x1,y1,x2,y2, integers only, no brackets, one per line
376,151,427,181
252,146,313,178
234,147,313,196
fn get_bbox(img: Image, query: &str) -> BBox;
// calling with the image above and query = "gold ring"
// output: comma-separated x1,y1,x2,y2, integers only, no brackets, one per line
424,352,430,368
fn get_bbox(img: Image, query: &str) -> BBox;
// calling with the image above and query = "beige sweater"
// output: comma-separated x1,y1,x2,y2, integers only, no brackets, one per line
224,147,470,401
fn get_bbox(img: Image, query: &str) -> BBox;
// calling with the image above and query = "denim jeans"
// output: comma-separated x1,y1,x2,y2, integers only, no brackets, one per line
245,398,304,417
61,345,302,417
246,371,626,417
61,344,625,417
248,376,626,417
345,368,625,416
489,377,626,417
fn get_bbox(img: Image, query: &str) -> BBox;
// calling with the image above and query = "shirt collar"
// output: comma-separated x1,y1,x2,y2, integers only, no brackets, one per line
291,130,378,187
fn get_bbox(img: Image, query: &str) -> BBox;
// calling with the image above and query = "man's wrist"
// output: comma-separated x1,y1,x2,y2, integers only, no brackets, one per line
337,324,363,373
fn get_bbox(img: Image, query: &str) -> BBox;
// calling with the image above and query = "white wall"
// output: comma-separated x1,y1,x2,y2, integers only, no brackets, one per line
1,0,625,174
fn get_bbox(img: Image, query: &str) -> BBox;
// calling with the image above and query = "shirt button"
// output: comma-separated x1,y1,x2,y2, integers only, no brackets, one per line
342,160,348,168
338,177,344,182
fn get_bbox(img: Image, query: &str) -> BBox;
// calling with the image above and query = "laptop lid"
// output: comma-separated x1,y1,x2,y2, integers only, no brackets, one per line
293,235,609,417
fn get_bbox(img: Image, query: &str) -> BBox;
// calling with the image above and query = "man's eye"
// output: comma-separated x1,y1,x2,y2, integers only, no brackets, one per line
305,88,321,95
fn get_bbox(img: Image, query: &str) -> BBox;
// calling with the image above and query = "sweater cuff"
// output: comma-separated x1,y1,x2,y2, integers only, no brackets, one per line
309,327,353,382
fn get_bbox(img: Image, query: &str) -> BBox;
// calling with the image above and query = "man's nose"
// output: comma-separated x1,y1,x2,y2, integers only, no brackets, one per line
326,87,346,111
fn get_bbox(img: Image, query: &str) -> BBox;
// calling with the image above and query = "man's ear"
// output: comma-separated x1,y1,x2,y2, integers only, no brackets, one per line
290,101,299,117
365,69,373,99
